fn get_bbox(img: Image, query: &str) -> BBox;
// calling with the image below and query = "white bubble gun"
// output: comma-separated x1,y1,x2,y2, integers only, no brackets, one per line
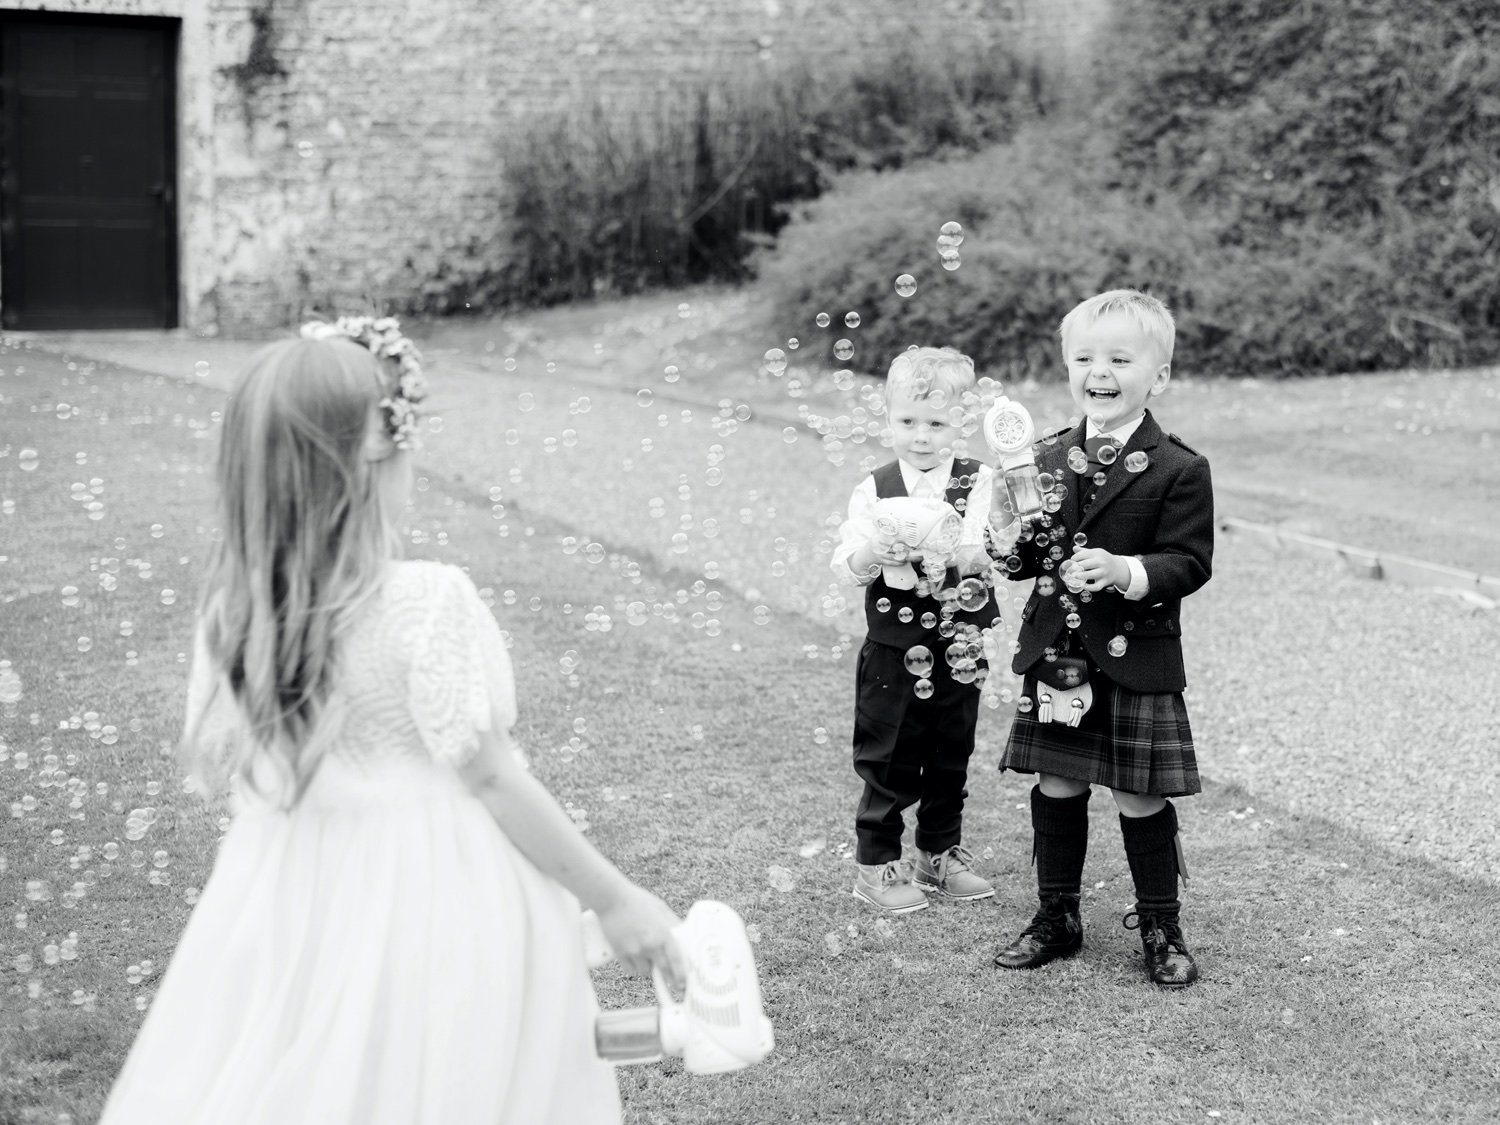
870,495,963,590
983,397,1044,525
581,900,775,1075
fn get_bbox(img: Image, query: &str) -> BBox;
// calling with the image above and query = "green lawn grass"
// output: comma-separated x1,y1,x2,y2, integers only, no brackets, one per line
3,331,1499,1124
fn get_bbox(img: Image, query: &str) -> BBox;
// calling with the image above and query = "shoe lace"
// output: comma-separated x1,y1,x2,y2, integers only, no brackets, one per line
1122,910,1187,953
1020,895,1077,939
875,861,906,886
933,845,975,880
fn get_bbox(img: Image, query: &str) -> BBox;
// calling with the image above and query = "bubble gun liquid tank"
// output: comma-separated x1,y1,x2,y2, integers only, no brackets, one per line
983,397,1044,525
582,900,775,1075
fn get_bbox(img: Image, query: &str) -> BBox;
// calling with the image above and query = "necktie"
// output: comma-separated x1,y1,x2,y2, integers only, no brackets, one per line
1085,436,1119,476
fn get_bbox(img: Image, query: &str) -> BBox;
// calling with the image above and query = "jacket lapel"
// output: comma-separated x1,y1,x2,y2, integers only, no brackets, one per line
1078,411,1162,532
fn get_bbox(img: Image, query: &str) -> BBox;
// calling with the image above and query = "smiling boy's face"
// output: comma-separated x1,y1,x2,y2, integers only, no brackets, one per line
1063,309,1170,431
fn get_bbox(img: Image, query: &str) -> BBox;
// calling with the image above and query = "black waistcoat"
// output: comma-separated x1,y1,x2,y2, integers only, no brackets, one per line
863,458,996,649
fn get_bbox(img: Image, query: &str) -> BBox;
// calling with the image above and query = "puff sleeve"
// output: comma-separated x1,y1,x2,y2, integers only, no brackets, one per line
407,566,518,768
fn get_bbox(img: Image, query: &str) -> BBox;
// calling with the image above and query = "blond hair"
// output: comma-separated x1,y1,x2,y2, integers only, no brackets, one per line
186,337,403,805
885,345,976,404
1059,289,1175,365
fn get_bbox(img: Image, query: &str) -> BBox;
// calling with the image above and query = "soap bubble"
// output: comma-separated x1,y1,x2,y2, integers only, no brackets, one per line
904,645,934,677
937,220,964,247
781,427,798,444
1067,447,1089,474
763,348,787,376
18,449,39,472
767,865,797,893
1065,612,1081,630
815,312,831,328
663,365,680,383
1107,635,1128,658
60,586,80,607
955,578,989,613
913,678,934,700
875,597,891,614
843,311,861,329
833,339,855,362
1097,443,1119,466
939,249,961,272
1125,451,1150,473
894,274,917,298
0,664,22,708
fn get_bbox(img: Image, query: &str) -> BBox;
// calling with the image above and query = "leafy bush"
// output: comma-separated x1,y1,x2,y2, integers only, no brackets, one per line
486,39,1049,308
759,126,1204,379
758,0,1500,377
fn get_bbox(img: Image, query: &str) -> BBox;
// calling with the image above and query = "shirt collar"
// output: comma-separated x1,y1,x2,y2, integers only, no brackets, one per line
1086,412,1146,445
898,454,955,496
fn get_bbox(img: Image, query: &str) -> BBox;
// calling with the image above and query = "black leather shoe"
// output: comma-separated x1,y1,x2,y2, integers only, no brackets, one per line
1123,910,1199,988
993,894,1083,969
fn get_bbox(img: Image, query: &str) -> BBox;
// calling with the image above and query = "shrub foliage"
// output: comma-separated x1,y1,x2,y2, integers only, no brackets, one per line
760,0,1500,377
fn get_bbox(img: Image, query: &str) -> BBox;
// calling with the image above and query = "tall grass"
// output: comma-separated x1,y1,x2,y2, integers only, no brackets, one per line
489,40,1051,308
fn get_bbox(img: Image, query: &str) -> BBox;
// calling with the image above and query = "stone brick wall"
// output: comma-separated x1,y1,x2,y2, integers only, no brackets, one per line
1,0,1114,333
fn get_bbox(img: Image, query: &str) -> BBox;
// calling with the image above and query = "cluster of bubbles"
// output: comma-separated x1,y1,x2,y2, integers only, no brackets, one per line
936,220,964,272
0,346,221,1043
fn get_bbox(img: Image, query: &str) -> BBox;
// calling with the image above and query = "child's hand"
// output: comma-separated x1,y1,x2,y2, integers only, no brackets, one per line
867,538,913,569
596,886,688,996
1069,547,1131,592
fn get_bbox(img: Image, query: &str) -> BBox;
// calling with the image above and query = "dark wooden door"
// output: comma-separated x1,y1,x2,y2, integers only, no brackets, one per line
0,15,178,329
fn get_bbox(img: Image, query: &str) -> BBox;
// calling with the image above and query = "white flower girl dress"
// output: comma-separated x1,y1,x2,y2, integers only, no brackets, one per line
100,560,621,1124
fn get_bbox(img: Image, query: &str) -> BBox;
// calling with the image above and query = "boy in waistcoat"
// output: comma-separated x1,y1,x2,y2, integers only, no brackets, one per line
833,346,999,914
986,290,1213,987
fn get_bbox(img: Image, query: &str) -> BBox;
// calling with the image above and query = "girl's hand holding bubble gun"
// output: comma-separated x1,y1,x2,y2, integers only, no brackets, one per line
583,901,775,1076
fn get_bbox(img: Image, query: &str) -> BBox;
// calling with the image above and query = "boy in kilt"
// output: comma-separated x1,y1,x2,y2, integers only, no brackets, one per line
986,290,1213,987
832,346,999,914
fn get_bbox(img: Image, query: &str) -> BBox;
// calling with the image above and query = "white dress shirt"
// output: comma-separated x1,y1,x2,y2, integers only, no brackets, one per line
1085,414,1150,600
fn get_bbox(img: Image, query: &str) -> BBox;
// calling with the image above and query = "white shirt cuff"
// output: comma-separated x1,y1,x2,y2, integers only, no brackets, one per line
1117,555,1149,600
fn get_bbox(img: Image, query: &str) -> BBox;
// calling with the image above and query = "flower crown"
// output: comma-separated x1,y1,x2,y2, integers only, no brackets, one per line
299,316,427,451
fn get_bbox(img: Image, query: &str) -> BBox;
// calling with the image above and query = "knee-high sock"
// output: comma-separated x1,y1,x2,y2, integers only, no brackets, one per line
1032,786,1090,898
1120,802,1183,916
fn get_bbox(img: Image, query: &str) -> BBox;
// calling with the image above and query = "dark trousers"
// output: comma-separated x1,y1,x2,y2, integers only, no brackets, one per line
852,638,981,864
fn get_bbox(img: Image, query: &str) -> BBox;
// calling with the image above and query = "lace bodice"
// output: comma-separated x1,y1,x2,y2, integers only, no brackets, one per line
186,561,515,775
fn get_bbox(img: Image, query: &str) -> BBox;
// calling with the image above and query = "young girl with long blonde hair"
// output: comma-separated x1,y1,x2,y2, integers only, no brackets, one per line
101,325,683,1124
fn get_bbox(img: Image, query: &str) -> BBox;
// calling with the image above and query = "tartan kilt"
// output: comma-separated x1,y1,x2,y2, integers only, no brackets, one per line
1001,674,1201,797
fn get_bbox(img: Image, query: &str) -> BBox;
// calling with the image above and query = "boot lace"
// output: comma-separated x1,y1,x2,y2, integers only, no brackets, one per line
1122,910,1187,954
933,845,976,881
1019,894,1077,939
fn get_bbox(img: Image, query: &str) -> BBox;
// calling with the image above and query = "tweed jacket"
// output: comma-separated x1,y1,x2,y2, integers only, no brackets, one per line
1000,410,1213,693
